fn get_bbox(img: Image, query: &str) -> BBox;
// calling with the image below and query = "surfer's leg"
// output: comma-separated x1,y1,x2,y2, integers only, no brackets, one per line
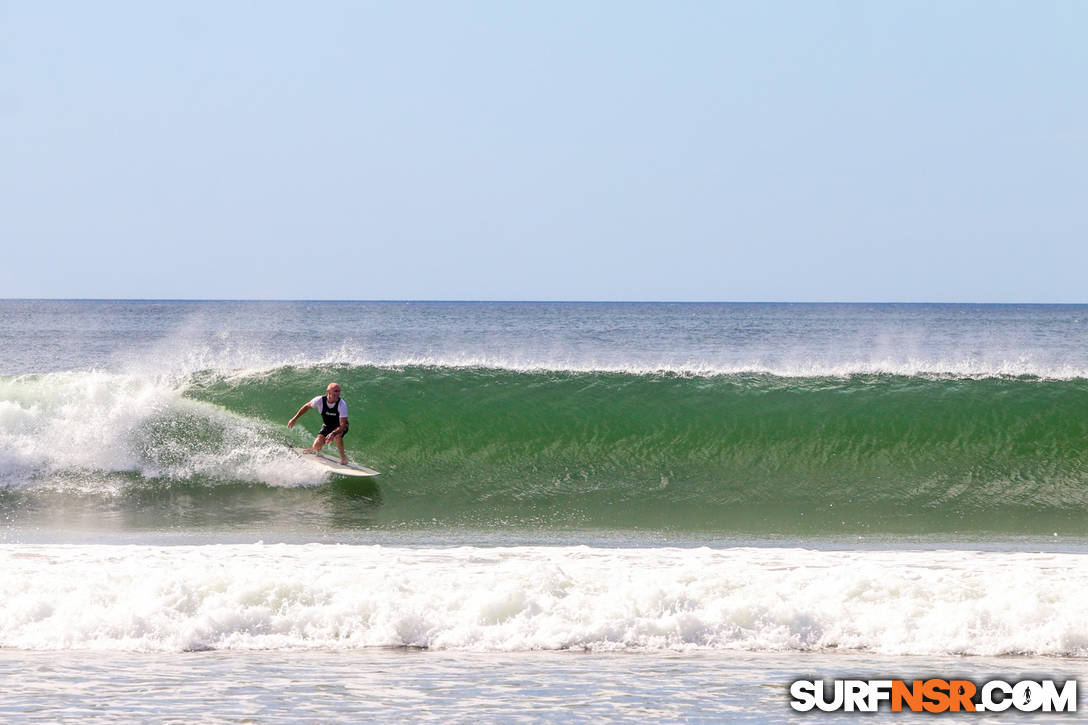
311,434,327,453
333,434,347,464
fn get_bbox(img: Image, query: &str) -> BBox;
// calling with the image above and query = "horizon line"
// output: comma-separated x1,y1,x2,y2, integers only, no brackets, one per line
2,298,1088,306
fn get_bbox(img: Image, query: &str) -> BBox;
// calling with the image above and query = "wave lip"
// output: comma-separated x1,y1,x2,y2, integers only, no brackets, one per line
342,356,1088,380
2,544,1085,655
123,346,1088,380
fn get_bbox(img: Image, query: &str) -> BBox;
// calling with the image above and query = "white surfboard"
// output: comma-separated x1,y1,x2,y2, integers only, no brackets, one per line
296,448,380,478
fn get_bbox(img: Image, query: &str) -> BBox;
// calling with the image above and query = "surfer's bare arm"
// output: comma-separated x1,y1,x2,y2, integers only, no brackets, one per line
287,403,311,428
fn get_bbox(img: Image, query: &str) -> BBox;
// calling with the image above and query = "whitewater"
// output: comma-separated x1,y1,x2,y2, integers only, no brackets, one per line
4,544,1087,657
2,301,1087,721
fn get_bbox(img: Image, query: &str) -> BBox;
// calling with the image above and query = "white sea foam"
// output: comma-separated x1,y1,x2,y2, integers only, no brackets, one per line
2,544,1085,655
0,372,321,489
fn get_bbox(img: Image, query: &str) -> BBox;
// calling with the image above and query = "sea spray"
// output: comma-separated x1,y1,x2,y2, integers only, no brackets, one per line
0,371,318,490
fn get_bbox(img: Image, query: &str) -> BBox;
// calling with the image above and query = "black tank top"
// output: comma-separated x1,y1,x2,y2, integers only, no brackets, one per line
320,396,343,427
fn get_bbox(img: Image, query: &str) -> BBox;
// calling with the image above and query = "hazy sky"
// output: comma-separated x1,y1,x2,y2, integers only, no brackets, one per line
2,1,1086,301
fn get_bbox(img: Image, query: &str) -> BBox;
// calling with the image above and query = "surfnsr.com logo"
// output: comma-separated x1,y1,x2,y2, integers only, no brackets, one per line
789,679,1078,713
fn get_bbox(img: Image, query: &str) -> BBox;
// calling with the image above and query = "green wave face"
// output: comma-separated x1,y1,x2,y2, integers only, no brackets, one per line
187,366,1088,535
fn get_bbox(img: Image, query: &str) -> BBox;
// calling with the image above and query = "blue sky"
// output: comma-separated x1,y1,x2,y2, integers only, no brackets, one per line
2,1,1086,301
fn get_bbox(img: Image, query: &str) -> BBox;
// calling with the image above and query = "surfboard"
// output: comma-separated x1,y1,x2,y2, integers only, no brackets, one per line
296,448,380,478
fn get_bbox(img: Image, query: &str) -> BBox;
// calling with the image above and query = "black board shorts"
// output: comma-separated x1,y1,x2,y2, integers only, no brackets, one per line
319,423,348,439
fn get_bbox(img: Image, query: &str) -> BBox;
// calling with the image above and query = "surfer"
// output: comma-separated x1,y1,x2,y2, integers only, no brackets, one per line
288,382,350,464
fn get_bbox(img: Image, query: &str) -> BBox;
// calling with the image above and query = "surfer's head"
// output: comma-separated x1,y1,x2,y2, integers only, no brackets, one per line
326,382,342,400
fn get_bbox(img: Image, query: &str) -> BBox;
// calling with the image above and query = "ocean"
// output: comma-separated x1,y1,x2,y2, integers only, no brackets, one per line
1,300,1086,722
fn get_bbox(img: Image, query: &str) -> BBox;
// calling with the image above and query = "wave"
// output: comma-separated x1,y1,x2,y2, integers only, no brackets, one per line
4,364,1088,534
3,544,1085,655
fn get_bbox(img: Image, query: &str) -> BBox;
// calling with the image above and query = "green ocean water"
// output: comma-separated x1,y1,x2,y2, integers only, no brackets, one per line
171,364,1088,535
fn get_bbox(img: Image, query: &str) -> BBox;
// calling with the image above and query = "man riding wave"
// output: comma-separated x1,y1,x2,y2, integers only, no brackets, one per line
288,382,349,464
